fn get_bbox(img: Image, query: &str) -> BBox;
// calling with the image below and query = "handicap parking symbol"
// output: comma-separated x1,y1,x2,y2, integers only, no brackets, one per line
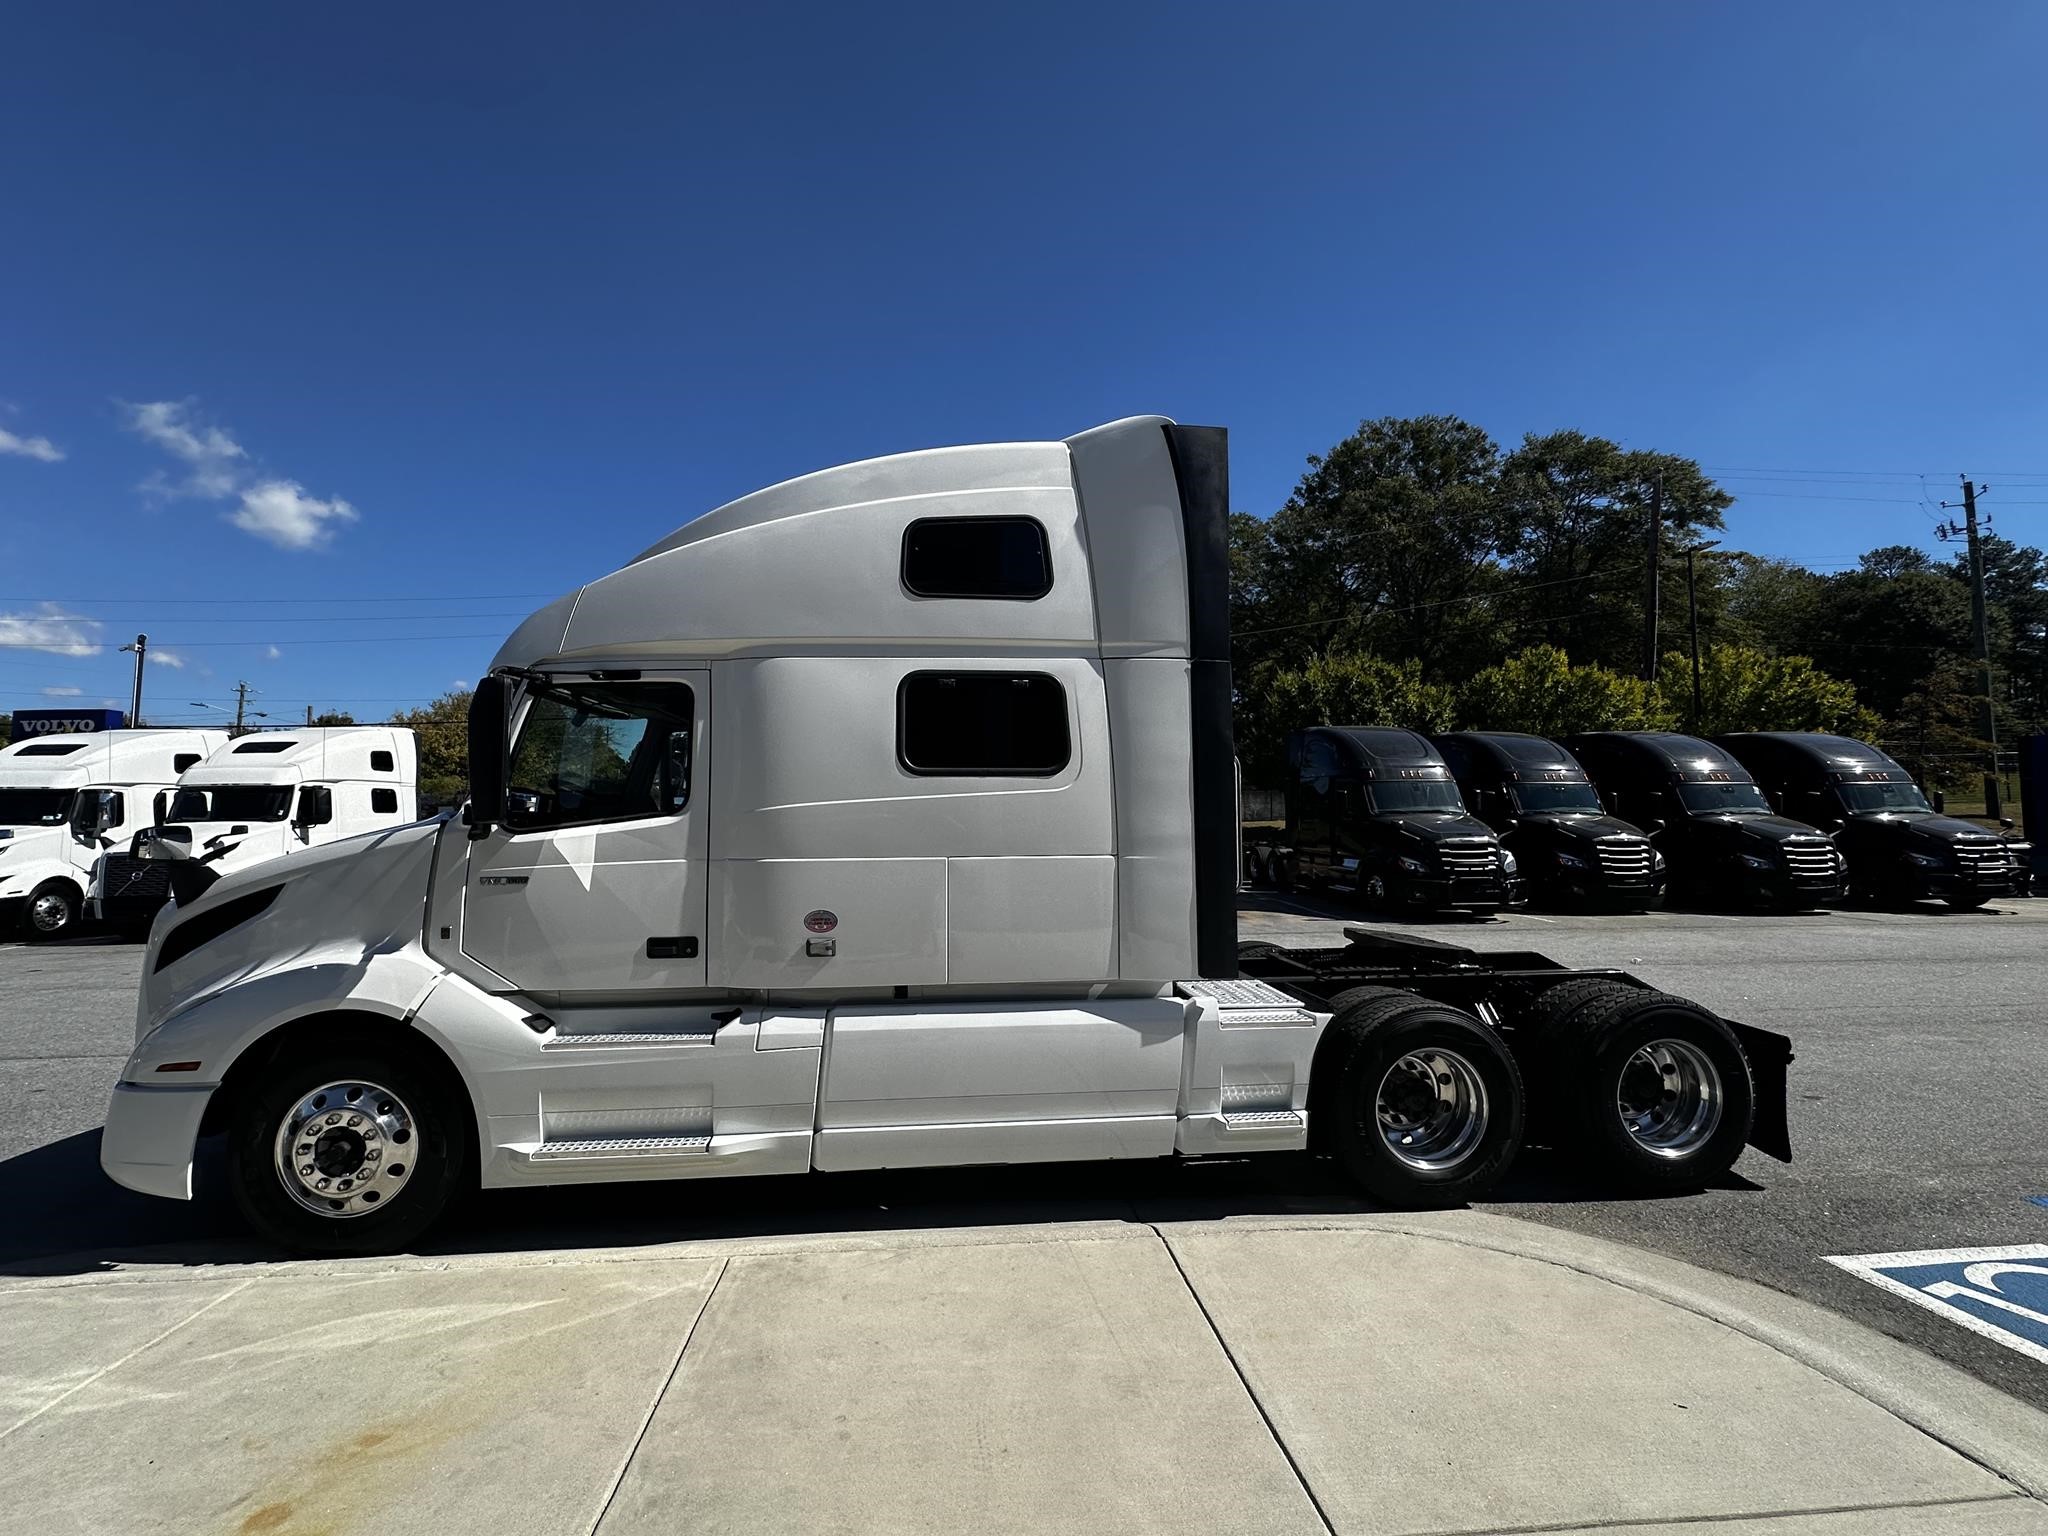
1826,1244,2048,1365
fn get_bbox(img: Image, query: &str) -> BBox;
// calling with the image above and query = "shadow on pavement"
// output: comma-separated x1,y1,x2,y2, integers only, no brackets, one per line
0,1133,1754,1277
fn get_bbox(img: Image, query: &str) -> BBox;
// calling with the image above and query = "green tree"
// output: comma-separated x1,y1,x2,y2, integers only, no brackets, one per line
1494,432,1730,671
1457,645,1675,736
393,689,472,807
1797,565,1972,720
1884,658,1991,793
1236,650,1455,786
1662,644,1880,738
1719,553,1825,655
311,710,356,727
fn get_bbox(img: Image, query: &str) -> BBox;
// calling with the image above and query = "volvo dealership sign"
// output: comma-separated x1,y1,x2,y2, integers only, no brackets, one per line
8,708,128,738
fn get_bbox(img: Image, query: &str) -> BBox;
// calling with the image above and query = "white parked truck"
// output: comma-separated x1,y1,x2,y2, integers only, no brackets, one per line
0,729,227,939
100,418,1791,1254
89,726,419,935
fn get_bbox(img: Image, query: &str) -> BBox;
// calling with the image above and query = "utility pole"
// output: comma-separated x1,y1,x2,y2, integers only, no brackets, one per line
233,681,254,736
1959,477,2001,819
305,704,314,727
1684,540,1720,732
118,634,147,727
1641,472,1663,681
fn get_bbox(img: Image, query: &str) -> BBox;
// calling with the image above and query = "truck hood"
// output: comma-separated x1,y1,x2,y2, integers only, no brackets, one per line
0,825,66,871
138,816,448,1039
1707,815,1833,847
1841,813,2006,849
1388,814,1498,845
1513,813,1649,848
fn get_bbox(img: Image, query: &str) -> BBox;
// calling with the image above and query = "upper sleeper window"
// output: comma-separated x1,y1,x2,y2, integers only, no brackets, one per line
370,750,395,772
901,517,1051,600
173,753,201,773
17,743,86,757
897,672,1070,777
233,739,295,754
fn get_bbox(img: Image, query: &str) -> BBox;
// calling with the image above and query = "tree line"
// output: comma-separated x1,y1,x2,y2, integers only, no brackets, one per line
1230,416,2048,790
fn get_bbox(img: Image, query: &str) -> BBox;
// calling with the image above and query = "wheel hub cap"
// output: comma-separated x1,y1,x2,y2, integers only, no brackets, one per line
273,1080,415,1219
30,893,69,933
1616,1039,1723,1158
1375,1049,1488,1171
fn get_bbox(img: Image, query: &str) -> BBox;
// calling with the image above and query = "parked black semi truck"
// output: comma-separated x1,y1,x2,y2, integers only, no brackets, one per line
1716,732,2024,908
1564,732,1845,910
1249,727,1521,914
1432,732,1665,909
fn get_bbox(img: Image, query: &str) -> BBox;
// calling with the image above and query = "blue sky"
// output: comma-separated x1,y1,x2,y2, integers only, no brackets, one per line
3,2,2045,722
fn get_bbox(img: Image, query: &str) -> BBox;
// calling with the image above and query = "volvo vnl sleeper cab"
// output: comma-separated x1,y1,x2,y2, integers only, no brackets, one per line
1564,732,1844,910
97,418,1789,1255
1431,731,1665,909
0,729,226,938
91,726,419,933
1716,732,2023,908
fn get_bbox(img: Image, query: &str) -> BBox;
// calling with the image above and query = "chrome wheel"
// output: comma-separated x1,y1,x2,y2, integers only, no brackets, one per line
29,888,74,935
1363,874,1388,908
1615,1039,1722,1158
272,1080,417,1219
1375,1048,1489,1170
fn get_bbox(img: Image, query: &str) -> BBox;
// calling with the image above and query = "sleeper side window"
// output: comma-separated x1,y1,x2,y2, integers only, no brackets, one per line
506,681,695,831
901,517,1052,600
371,787,399,815
897,672,1070,776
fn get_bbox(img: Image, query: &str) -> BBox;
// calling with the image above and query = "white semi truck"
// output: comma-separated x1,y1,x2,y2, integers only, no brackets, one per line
100,418,1791,1254
0,729,227,938
89,726,420,935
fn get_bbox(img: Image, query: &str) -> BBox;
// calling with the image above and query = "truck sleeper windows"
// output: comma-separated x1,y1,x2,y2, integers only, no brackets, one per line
171,786,294,822
1367,780,1462,815
507,681,693,831
1676,781,1772,815
901,518,1052,599
0,789,75,825
898,672,1070,776
1509,783,1603,814
371,787,399,814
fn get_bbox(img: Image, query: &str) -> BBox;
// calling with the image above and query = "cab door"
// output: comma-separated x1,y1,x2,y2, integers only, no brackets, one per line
462,673,708,994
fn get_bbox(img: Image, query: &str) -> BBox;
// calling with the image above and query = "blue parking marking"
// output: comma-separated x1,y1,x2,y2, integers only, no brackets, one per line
1827,1245,2048,1365
2030,1196,2048,1210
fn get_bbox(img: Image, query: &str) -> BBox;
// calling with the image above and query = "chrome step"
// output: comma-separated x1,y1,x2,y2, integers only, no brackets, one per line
540,1032,717,1050
529,1135,712,1161
1221,1109,1304,1130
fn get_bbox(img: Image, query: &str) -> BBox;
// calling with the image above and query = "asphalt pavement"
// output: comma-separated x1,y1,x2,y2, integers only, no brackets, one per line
2,893,2045,1421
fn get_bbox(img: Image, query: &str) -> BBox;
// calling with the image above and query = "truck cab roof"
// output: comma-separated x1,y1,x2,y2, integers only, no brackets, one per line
1564,731,1757,783
181,727,417,788
1715,732,1903,776
0,729,228,791
1432,731,1592,782
1302,727,1454,780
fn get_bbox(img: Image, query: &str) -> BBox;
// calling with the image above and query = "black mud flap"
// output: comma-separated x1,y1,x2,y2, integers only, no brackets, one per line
1726,1019,1793,1162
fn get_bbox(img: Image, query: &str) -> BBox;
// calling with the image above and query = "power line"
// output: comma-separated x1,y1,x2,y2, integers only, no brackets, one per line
0,592,558,606
0,632,504,650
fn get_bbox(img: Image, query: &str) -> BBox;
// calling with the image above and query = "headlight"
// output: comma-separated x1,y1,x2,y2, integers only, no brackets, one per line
1651,849,1666,869
1904,851,1946,869
1740,853,1775,870
1555,851,1589,870
1396,856,1429,875
1501,851,1518,875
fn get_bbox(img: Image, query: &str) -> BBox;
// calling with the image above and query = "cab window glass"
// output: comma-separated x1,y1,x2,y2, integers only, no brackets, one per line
507,681,694,831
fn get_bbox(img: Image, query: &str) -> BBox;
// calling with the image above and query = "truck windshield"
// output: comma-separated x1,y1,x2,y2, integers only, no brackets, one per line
0,788,75,826
1676,781,1772,815
1509,783,1604,814
1836,781,1932,815
1367,781,1464,815
168,785,293,822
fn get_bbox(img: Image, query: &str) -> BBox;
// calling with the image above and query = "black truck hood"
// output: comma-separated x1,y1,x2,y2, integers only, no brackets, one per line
1843,813,2003,847
1703,814,1831,845
1515,812,1649,846
1385,813,1497,844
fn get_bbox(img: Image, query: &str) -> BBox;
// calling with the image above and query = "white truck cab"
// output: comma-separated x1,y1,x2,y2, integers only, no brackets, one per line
90,727,418,935
100,418,1791,1254
0,729,227,939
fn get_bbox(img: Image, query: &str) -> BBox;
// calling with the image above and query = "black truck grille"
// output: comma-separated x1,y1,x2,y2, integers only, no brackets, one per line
1955,843,2015,885
1595,841,1654,881
1439,843,1500,877
99,855,172,912
1783,842,1841,886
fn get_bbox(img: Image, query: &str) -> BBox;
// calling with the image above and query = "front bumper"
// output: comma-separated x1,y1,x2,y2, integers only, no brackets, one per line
1393,873,1520,912
0,893,23,933
101,1081,214,1201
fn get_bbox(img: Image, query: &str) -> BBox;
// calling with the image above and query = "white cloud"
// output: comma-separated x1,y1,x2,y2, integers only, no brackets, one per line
41,685,84,697
102,698,121,709
122,400,245,498
147,648,188,669
453,678,470,688
0,604,103,657
121,398,359,551
229,479,359,550
0,427,64,463
265,645,283,660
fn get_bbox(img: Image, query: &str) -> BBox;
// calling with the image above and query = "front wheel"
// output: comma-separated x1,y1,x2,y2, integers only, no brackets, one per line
1317,988,1524,1208
23,880,81,941
228,1047,470,1255
1945,892,1993,910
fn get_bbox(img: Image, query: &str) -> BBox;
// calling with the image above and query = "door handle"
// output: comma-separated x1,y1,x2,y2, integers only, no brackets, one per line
645,936,699,959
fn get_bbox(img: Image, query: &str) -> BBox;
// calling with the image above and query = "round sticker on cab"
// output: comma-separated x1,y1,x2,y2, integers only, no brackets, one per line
803,909,838,934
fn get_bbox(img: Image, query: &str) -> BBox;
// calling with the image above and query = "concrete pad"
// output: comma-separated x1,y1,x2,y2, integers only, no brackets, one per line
599,1234,1324,1535
1541,1497,2048,1535
1168,1227,2021,1536
0,1259,721,1536
0,1278,248,1433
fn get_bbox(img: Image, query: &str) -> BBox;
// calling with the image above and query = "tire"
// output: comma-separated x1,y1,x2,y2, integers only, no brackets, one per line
1945,892,1992,910
1272,852,1297,892
23,880,81,941
1358,872,1390,913
1315,987,1524,1208
1544,989,1753,1190
228,1045,471,1256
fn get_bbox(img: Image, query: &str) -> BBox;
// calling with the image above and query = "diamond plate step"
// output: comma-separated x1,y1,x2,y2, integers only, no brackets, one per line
540,1032,717,1050
1221,1110,1304,1130
528,1135,713,1161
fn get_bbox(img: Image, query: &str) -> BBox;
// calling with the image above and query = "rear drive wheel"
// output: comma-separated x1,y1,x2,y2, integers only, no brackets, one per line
1543,989,1752,1189
24,880,81,941
228,1047,469,1255
1316,988,1523,1208
1271,851,1297,892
